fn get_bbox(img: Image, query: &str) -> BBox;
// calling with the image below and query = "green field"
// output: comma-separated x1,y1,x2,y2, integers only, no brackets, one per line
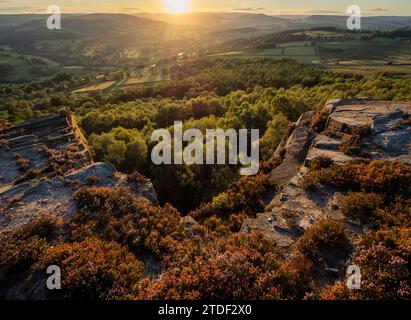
0,50,61,82
319,37,411,74
319,37,411,61
293,30,363,40
124,49,141,59
71,63,171,94
210,43,319,63
212,34,411,75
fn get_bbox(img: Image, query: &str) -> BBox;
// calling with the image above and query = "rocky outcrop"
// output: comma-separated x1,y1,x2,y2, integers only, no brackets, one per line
242,98,411,283
0,113,91,188
307,99,411,165
0,113,157,233
269,111,315,187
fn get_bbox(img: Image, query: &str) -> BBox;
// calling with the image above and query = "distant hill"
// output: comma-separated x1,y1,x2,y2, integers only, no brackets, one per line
292,15,411,31
0,14,47,28
134,12,293,31
1,13,411,47
134,12,411,31
0,14,190,46
0,13,194,66
1,13,411,67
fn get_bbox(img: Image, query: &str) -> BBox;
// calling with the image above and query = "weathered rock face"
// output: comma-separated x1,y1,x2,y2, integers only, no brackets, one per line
269,111,315,187
0,114,91,188
242,99,411,283
0,113,157,233
307,99,411,165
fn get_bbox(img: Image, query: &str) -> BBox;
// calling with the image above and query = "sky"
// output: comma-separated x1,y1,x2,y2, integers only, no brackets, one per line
1,0,411,16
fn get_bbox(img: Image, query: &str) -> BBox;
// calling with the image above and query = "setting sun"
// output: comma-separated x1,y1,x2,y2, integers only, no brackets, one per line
164,0,189,13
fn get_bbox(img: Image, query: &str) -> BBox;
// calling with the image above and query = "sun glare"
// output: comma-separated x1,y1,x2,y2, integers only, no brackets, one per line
164,0,189,13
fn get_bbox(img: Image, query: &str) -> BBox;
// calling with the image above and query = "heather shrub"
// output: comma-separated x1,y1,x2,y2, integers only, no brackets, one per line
315,163,359,190
127,171,150,185
75,187,137,214
72,187,184,258
338,125,371,155
353,244,410,299
0,236,48,271
42,145,85,174
0,119,9,133
301,174,320,191
310,108,330,133
373,198,411,228
58,107,71,118
297,218,349,256
14,214,63,241
320,282,353,300
86,175,99,186
203,215,226,232
14,168,43,184
0,139,9,147
136,233,313,300
315,160,411,197
340,192,384,224
323,229,410,300
339,134,363,155
309,155,334,171
190,165,276,232
12,152,31,172
34,237,144,300
0,215,62,271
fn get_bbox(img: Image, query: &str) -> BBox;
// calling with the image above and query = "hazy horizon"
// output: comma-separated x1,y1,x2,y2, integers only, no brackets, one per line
1,0,411,16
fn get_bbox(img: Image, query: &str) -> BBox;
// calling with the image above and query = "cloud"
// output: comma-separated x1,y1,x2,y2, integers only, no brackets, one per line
278,9,341,15
372,8,389,12
117,7,141,13
232,7,265,12
302,9,340,14
0,6,43,13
